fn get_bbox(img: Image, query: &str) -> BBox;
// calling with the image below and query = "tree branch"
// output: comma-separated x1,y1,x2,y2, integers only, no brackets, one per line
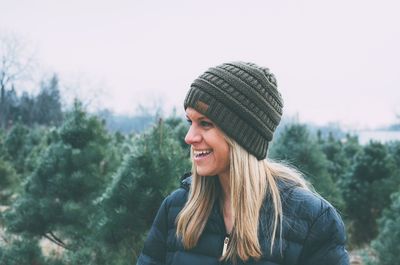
48,231,66,247
0,234,9,244
43,233,73,251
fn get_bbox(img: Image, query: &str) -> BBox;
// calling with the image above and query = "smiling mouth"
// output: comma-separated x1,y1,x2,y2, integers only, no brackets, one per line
193,149,213,158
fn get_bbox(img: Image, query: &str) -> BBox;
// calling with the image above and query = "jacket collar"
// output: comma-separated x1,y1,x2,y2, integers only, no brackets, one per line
180,172,192,191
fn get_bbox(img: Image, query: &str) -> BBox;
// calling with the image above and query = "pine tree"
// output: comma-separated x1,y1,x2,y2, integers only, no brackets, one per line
4,101,113,251
3,122,29,173
342,141,399,245
33,74,63,126
370,191,400,265
0,158,18,204
164,114,189,151
387,141,400,173
0,87,19,128
270,123,342,207
320,133,348,183
3,122,48,176
19,91,35,126
22,126,53,175
92,118,190,264
0,238,45,265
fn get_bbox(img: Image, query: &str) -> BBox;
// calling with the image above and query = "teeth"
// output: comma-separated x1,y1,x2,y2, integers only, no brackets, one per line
193,150,212,156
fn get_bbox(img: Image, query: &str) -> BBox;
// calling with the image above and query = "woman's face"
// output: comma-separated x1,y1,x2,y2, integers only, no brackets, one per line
185,107,230,178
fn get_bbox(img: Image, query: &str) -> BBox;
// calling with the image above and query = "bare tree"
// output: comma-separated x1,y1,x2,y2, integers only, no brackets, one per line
60,72,108,111
0,33,36,128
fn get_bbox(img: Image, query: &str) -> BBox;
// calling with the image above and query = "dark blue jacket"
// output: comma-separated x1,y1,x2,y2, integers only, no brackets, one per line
137,176,349,265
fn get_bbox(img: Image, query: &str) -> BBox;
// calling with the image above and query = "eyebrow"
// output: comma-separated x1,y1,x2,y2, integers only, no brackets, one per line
185,115,208,121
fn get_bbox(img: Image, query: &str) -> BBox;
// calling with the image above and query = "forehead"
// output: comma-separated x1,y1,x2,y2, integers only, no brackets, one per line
185,107,209,120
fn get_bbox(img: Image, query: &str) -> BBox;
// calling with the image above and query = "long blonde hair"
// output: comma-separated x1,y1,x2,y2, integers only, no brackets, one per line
176,135,309,262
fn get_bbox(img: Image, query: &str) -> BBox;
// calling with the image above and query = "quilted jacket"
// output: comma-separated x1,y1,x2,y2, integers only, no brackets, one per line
137,175,349,265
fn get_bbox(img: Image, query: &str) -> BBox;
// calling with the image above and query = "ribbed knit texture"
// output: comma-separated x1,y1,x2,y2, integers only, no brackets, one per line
184,62,284,160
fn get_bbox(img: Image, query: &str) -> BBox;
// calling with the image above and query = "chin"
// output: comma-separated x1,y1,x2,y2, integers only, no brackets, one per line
195,167,214,177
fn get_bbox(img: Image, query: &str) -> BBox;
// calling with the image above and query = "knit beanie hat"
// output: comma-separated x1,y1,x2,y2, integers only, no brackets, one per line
184,62,283,160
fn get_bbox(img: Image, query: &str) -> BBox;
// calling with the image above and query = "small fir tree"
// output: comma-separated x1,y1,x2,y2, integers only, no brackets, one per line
0,158,18,204
93,118,190,264
0,238,45,265
370,191,400,265
342,141,399,245
270,123,342,207
4,101,113,251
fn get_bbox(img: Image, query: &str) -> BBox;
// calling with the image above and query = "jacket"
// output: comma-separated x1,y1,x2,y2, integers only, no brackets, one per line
137,175,349,265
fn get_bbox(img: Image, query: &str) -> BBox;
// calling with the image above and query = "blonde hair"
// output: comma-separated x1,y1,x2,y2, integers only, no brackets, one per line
176,135,309,262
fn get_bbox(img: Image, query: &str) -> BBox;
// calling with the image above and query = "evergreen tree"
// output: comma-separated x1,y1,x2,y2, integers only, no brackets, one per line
3,122,28,159
19,91,35,126
3,122,29,173
33,74,63,126
270,123,342,207
92,118,190,264
4,101,113,251
0,158,18,204
0,129,16,203
164,113,189,152
342,141,399,245
370,191,400,265
387,141,400,171
1,87,19,127
0,238,45,265
3,122,49,176
0,127,5,151
342,134,362,163
319,132,348,184
22,126,52,175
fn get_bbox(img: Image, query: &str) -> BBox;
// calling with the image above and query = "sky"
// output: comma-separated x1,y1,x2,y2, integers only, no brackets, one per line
1,0,400,130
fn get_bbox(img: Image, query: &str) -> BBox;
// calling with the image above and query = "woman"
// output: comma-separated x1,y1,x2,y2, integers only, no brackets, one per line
137,62,349,265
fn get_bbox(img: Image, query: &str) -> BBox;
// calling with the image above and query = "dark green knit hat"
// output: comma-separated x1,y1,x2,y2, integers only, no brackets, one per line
184,62,283,160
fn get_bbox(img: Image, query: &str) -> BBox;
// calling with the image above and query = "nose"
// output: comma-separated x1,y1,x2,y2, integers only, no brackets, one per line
185,124,202,145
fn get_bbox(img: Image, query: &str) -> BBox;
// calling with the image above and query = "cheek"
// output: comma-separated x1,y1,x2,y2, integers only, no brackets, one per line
219,144,230,167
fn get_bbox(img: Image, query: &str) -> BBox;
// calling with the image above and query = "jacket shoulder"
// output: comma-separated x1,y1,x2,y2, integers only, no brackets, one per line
161,174,191,216
165,186,189,209
281,186,348,264
281,185,345,240
137,176,190,265
283,186,336,222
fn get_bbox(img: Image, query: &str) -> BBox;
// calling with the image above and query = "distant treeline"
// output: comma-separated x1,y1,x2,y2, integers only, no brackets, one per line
0,73,163,135
0,75,63,128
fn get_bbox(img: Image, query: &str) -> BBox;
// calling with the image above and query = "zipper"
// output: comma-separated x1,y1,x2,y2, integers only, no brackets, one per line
221,235,230,257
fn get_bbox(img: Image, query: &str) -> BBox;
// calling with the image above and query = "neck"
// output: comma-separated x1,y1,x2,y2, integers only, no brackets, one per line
218,171,231,201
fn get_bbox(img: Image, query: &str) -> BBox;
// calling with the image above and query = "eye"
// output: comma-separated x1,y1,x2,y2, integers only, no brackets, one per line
200,121,213,127
186,119,192,125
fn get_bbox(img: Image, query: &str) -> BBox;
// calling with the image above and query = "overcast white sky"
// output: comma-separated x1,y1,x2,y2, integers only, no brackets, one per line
1,0,399,129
